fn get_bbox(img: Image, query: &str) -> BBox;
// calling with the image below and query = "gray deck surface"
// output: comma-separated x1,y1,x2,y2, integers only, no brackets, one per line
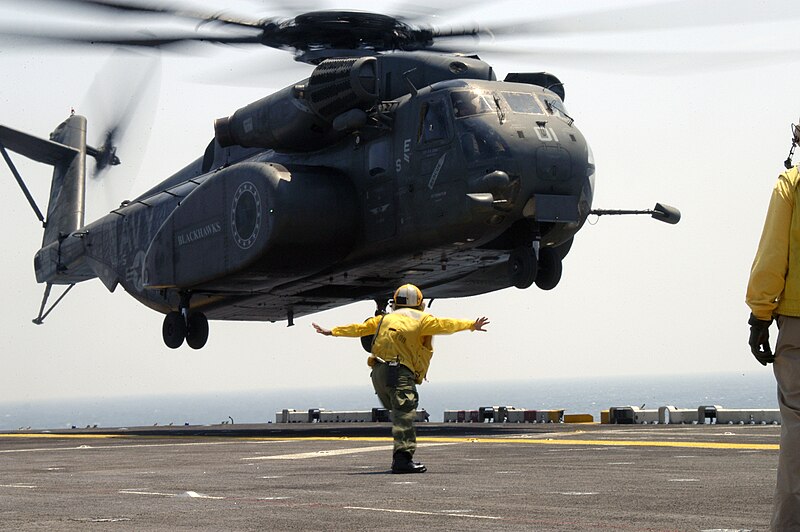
0,422,780,531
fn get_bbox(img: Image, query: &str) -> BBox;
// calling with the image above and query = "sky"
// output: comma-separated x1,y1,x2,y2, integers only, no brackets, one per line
0,0,799,404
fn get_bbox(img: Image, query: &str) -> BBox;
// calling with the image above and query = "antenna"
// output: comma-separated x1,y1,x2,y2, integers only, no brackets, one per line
403,68,418,97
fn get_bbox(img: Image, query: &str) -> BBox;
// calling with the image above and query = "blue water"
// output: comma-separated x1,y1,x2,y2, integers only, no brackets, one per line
0,372,778,430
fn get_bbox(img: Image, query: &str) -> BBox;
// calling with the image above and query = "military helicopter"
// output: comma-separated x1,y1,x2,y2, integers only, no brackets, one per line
0,1,682,350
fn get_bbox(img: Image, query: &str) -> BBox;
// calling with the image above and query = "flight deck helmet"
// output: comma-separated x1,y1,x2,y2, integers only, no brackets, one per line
392,284,424,310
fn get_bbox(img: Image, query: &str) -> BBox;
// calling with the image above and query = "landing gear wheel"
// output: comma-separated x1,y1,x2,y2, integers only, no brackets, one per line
186,312,209,350
162,311,186,349
508,246,537,289
535,248,563,291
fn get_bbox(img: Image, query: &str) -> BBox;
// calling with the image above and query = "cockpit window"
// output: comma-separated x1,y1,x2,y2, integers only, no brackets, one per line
541,96,569,119
450,90,493,118
418,99,449,143
502,91,544,114
458,120,510,162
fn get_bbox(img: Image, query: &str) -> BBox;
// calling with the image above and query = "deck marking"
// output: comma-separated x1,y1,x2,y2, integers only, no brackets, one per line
120,490,178,498
0,434,779,451
184,491,225,500
0,440,261,454
0,433,123,439
249,442,457,460
69,517,131,523
119,489,223,500
411,436,779,451
345,506,501,520
249,444,393,460
206,435,778,451
0,484,36,489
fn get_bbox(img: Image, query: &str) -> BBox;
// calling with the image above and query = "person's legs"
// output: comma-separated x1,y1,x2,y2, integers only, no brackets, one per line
370,363,392,410
389,366,419,458
373,364,425,473
771,316,800,530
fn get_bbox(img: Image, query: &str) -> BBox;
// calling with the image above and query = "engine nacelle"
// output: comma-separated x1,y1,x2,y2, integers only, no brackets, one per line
214,57,378,152
143,162,358,288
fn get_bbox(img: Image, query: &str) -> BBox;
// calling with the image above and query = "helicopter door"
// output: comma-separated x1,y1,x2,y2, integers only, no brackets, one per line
363,137,396,242
411,96,462,226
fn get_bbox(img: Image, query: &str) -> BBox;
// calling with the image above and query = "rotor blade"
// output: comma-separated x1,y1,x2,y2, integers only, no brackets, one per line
389,0,493,24
54,0,278,30
481,0,800,38
0,28,265,49
190,52,312,87
474,47,800,75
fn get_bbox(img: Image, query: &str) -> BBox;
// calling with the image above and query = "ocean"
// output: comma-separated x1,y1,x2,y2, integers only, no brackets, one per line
0,371,779,430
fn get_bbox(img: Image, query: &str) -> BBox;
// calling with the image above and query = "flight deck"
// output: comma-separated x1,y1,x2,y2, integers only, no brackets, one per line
0,422,779,531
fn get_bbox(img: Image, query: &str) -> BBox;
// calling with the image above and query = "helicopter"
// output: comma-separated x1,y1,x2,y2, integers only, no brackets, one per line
0,2,682,350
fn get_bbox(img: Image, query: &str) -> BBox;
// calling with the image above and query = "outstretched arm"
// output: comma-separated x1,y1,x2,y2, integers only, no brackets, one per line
312,323,332,336
472,317,489,331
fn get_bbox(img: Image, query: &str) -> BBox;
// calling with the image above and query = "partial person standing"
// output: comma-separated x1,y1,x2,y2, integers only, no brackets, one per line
313,284,489,474
746,164,800,530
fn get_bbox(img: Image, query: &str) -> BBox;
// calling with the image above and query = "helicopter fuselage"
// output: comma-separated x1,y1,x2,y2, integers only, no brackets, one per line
30,52,594,343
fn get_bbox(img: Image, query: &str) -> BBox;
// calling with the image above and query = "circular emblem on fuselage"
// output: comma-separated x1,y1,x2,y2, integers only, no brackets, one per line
231,181,261,250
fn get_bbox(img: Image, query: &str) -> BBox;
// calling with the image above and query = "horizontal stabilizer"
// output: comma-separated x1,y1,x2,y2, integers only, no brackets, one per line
0,124,78,166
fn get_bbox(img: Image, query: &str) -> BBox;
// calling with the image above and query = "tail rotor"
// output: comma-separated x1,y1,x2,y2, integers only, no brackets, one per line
83,49,160,193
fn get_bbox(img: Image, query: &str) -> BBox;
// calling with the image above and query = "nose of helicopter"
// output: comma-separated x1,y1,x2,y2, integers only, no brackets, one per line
448,85,595,231
503,119,597,249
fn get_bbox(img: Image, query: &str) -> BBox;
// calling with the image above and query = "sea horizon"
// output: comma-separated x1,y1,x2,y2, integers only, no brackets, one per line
0,371,779,430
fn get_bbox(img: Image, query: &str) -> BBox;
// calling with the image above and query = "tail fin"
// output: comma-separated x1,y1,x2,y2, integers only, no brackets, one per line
41,115,87,246
0,114,89,286
0,114,87,246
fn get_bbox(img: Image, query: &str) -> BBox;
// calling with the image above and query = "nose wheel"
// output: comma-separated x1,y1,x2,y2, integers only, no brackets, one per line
508,246,537,289
535,248,562,291
162,308,209,350
507,245,563,290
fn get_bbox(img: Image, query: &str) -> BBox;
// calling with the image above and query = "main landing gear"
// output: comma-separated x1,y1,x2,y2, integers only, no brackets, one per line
507,244,563,291
162,294,209,349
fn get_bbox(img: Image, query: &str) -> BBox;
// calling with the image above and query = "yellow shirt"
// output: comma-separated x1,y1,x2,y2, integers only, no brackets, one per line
332,308,475,384
747,167,800,320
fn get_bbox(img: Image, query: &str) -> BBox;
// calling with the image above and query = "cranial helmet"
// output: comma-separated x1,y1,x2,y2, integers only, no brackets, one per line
392,284,424,309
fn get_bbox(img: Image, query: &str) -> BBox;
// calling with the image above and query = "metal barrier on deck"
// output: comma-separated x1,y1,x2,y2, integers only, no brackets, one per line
275,408,429,423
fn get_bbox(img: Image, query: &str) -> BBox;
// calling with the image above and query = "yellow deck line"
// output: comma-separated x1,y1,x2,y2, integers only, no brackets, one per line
0,433,779,450
0,433,123,439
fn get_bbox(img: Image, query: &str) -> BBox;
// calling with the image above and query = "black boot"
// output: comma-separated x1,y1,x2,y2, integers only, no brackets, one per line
391,451,427,474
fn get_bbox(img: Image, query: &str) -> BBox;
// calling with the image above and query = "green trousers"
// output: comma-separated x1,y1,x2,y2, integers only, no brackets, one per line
370,362,419,457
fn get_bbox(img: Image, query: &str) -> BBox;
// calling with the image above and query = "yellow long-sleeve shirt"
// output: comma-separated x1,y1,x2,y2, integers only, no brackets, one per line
747,166,800,320
332,307,476,384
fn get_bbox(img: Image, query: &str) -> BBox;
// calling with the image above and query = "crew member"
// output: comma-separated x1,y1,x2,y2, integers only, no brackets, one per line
746,165,800,529
313,284,489,474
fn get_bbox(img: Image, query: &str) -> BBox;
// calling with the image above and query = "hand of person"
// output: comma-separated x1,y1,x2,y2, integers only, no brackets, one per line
473,317,490,332
312,323,332,336
748,313,774,365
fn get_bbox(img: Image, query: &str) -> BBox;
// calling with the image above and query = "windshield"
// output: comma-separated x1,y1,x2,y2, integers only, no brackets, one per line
457,119,511,162
450,90,493,118
502,91,544,115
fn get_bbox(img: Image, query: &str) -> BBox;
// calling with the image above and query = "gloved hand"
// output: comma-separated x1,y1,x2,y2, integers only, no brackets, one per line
748,313,774,366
